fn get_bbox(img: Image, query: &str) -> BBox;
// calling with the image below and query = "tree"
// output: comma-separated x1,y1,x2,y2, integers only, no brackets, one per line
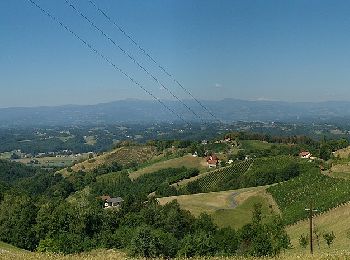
0,195,38,250
129,225,178,258
299,234,309,248
323,231,336,248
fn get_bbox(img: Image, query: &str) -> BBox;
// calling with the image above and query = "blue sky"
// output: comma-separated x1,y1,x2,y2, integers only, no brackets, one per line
1,0,350,107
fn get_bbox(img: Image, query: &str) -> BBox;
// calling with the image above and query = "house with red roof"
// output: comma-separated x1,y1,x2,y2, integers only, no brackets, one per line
299,151,311,159
206,154,219,168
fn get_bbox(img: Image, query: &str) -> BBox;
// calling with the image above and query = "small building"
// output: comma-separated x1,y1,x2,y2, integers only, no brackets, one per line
299,151,311,159
206,154,219,168
101,196,124,209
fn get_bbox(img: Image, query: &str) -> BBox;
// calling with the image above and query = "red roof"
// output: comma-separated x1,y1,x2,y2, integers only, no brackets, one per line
207,160,218,165
299,151,311,156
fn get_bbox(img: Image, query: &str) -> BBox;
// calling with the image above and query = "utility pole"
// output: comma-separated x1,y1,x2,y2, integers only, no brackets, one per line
305,201,318,254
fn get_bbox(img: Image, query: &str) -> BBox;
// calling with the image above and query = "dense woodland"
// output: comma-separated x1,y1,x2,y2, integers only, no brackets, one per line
0,130,349,257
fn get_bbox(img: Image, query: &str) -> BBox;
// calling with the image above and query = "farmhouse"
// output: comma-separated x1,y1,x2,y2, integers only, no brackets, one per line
101,196,124,209
299,151,311,159
206,154,219,168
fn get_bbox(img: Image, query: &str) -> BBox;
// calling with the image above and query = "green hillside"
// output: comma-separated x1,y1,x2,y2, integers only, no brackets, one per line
129,154,207,179
158,186,279,229
287,202,350,254
267,162,350,225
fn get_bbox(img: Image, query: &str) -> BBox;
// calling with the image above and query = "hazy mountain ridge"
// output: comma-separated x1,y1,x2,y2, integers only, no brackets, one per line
2,99,350,126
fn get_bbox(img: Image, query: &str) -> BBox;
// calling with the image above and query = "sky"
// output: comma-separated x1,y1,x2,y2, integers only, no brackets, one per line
2,0,350,107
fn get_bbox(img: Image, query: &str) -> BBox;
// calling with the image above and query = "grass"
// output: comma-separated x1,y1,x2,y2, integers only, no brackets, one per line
0,248,128,260
212,190,278,229
57,135,75,142
16,156,83,168
129,154,207,179
333,146,350,159
240,140,273,150
84,135,96,145
158,186,279,229
0,241,24,253
61,146,157,176
329,163,350,179
328,171,350,179
3,243,350,259
287,201,350,254
0,152,12,160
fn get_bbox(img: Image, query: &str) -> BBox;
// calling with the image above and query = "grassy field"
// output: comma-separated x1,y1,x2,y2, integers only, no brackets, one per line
84,135,96,145
287,201,350,254
329,163,350,179
158,186,279,229
333,146,350,159
60,146,157,176
129,154,208,179
240,140,273,150
2,242,350,259
15,156,85,168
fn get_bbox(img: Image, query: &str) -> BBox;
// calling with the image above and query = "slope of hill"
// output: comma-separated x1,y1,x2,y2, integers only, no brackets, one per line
129,154,207,179
287,202,350,253
267,162,350,225
1,246,349,260
60,146,157,175
158,186,279,229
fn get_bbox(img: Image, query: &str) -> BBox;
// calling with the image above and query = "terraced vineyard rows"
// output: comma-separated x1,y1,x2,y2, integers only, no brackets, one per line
267,163,350,225
184,160,253,193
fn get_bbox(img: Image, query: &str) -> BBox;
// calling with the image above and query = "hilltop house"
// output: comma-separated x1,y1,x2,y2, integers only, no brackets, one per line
101,196,124,209
206,154,219,168
299,151,311,159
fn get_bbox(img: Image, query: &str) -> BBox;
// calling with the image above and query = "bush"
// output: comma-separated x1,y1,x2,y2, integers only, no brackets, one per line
129,225,178,258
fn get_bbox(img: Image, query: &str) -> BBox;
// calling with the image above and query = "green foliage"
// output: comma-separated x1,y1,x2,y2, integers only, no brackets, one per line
178,231,217,257
183,160,252,194
268,163,350,224
129,225,178,258
238,203,290,257
0,159,41,184
323,231,336,248
299,234,309,248
92,167,198,199
0,195,38,250
183,156,300,195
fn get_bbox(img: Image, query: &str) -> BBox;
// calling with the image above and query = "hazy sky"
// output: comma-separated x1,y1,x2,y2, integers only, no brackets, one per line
2,0,350,107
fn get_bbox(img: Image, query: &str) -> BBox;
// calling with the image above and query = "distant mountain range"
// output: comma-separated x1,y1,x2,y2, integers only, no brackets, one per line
2,99,350,126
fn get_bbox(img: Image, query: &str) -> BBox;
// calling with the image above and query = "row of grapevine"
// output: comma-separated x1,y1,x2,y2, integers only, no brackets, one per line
267,163,350,225
180,160,253,194
180,155,303,195
198,160,253,192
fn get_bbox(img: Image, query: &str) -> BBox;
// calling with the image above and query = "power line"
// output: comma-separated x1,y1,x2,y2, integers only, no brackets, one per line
63,0,203,122
88,0,222,124
26,0,188,125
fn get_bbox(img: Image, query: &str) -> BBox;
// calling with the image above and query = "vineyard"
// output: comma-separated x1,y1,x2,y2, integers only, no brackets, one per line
267,163,350,225
182,160,253,194
182,155,301,195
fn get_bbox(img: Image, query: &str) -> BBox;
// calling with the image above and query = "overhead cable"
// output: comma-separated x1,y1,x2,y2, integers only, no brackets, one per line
64,0,203,122
26,0,188,124
88,0,222,124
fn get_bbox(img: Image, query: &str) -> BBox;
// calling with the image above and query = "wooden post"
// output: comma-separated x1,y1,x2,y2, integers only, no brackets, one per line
305,201,317,254
309,201,313,254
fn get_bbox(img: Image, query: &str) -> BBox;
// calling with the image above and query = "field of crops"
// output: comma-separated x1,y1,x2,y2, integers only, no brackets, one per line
268,163,350,225
183,160,253,194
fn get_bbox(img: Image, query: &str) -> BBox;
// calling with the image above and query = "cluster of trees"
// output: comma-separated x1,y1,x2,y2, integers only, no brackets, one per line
91,167,199,199
225,131,349,161
0,159,291,257
0,190,290,257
